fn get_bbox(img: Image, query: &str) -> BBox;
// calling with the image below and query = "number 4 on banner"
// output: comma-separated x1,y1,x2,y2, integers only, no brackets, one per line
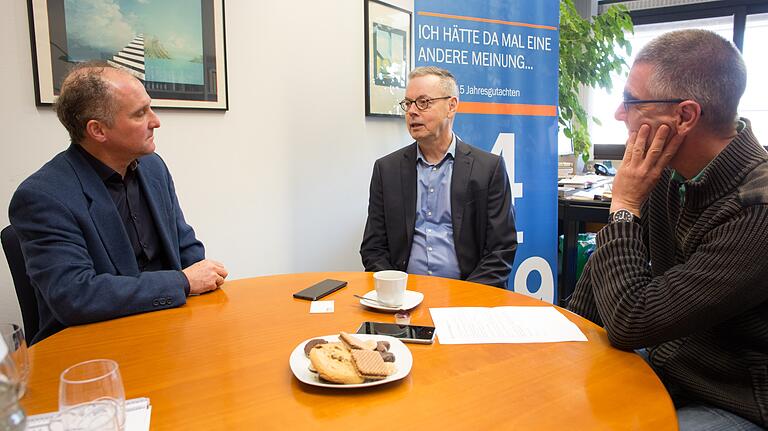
490,133,523,244
490,132,555,303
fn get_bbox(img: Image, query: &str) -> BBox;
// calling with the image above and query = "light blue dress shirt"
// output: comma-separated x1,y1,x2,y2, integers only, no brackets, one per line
406,135,461,279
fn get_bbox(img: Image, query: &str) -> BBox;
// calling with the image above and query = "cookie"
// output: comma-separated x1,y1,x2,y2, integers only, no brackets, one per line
309,343,364,384
379,351,395,362
383,362,396,376
339,331,372,350
375,341,390,352
303,339,328,357
351,349,391,380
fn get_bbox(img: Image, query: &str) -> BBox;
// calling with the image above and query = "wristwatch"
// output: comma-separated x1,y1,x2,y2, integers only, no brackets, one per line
609,209,638,224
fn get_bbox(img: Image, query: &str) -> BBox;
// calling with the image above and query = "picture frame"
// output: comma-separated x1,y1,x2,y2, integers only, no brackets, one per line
364,0,412,117
27,0,228,110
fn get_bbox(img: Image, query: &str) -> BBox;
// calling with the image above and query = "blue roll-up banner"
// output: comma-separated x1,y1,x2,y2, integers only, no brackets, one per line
414,1,560,302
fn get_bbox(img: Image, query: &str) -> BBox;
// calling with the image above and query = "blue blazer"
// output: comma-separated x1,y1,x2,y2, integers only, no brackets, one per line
9,145,204,344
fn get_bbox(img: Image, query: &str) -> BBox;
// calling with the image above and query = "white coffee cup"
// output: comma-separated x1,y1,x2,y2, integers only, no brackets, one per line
374,270,408,307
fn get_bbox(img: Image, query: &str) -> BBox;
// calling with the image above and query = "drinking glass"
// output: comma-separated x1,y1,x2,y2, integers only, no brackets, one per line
58,360,125,431
0,324,29,399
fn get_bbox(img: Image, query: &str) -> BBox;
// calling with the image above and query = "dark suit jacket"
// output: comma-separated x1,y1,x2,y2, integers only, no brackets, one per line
360,139,517,288
9,145,204,344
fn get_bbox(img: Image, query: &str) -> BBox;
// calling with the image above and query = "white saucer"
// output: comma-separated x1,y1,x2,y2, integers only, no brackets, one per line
359,290,424,311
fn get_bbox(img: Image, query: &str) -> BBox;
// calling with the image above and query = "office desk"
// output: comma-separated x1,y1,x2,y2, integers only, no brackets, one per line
23,273,677,430
558,198,611,306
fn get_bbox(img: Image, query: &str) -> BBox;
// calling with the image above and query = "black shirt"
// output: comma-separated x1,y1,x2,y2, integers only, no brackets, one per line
75,145,169,272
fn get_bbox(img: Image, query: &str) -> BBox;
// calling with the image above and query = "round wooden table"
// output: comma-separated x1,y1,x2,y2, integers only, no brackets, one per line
22,273,677,430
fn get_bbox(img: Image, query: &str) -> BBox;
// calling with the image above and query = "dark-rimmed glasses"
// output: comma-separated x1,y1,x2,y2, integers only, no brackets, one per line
622,98,703,116
622,98,686,112
399,96,451,112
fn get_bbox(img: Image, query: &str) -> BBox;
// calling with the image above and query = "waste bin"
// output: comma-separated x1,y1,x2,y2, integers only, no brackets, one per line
558,233,597,282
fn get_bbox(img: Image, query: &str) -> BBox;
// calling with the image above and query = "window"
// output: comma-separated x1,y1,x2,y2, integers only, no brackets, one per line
590,0,768,160
741,13,768,145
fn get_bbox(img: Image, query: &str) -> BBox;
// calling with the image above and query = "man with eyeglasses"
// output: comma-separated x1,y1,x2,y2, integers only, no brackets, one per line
360,66,517,288
569,30,768,430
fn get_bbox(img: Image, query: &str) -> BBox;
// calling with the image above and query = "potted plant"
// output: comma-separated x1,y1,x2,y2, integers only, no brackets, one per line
559,0,633,164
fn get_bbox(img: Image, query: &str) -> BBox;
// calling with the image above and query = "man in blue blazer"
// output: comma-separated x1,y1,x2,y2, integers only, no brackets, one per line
10,63,227,344
360,67,517,288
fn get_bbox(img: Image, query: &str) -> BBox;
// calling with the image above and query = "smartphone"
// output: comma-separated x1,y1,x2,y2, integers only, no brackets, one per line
356,321,436,344
292,279,347,301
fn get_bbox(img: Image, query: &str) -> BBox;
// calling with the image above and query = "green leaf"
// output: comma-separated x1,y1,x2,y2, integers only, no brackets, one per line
558,0,632,161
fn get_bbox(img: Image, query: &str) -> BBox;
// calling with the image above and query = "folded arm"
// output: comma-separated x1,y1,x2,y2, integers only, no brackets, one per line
587,206,768,350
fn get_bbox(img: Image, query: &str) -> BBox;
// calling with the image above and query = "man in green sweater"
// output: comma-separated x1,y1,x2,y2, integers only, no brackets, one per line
569,29,768,430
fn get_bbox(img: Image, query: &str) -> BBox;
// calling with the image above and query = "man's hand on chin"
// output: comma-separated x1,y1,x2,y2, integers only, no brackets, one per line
610,123,685,215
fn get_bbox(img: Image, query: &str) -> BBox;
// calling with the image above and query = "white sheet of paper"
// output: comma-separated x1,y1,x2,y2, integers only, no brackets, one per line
429,306,587,344
310,300,334,313
27,397,151,431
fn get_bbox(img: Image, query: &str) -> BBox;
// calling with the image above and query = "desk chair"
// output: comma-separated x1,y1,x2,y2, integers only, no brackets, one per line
1,226,39,345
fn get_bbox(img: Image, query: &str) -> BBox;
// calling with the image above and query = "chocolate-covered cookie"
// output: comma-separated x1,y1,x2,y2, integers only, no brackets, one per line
379,351,396,362
375,341,390,352
304,338,328,357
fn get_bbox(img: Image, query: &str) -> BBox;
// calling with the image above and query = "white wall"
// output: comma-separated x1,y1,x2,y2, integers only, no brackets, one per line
0,0,414,326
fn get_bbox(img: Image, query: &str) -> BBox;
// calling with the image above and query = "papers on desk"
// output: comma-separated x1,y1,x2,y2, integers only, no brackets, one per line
570,185,611,201
558,174,612,189
429,307,587,344
560,175,613,201
27,397,152,431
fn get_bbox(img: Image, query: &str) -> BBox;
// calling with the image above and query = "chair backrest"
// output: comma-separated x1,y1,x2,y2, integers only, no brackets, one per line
1,226,39,344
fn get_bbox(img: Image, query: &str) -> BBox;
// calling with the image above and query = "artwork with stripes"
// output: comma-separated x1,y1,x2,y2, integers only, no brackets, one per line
29,0,228,109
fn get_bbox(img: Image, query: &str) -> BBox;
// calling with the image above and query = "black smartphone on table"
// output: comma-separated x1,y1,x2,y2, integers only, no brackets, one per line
356,321,436,344
292,279,347,301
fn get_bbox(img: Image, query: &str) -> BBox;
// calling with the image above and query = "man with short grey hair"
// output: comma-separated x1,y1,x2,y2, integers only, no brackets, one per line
569,29,768,430
360,66,517,288
10,63,228,344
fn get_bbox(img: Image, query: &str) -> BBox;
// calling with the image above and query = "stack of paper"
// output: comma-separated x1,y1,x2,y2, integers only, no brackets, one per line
558,162,574,179
558,186,576,197
429,306,587,344
558,174,612,189
27,397,152,431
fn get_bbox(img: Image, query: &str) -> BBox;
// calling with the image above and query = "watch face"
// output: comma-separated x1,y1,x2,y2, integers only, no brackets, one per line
613,209,634,223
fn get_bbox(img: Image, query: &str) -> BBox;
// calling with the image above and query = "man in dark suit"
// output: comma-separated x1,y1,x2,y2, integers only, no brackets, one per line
10,63,227,344
360,66,517,288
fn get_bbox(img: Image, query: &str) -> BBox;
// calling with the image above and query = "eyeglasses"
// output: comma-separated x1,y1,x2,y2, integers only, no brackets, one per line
622,98,686,112
399,96,452,112
622,98,704,116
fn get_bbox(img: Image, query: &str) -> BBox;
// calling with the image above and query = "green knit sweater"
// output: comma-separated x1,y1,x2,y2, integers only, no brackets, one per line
569,119,768,427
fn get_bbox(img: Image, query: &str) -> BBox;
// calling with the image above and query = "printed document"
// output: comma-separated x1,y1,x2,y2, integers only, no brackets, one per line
429,306,587,344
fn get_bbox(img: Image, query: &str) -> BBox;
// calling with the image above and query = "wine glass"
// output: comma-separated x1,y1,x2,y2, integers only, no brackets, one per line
0,324,29,398
57,359,125,431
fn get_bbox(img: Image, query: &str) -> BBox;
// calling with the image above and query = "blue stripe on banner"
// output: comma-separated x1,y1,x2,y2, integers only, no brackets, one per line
415,0,560,303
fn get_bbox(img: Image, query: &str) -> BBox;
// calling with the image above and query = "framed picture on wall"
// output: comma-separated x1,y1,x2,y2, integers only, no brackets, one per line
27,0,228,110
364,0,411,117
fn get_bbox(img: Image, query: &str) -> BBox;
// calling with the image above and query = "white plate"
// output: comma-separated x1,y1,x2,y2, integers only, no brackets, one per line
359,290,424,311
289,334,412,388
